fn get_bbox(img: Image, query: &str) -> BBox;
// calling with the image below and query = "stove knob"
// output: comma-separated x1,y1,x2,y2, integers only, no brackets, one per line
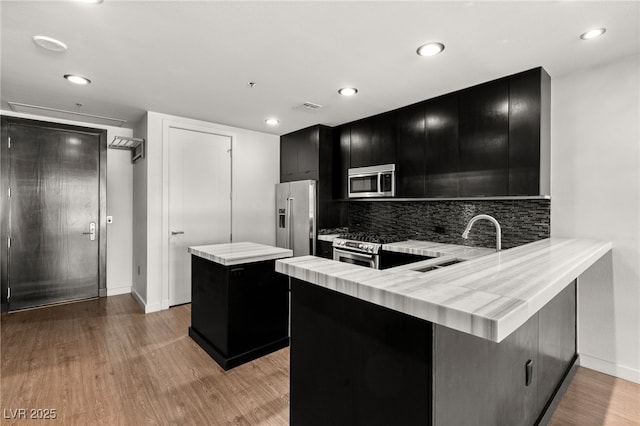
358,243,363,249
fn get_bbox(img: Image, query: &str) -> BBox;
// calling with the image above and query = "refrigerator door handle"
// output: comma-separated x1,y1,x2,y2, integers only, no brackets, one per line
286,197,293,250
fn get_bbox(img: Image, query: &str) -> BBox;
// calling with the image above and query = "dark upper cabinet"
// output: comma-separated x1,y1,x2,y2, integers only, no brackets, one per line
335,124,351,199
348,112,397,169
280,125,336,228
425,94,459,197
371,111,397,166
280,135,298,178
458,78,510,196
318,67,550,201
280,126,319,182
349,118,372,168
397,102,426,197
509,68,551,196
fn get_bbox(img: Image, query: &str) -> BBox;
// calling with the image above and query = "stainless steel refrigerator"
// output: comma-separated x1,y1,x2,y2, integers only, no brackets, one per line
276,180,316,256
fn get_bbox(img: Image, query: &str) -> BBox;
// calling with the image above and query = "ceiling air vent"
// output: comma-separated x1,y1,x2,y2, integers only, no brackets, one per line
302,101,323,110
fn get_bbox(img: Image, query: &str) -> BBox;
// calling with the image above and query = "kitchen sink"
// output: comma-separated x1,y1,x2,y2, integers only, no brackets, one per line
411,258,465,273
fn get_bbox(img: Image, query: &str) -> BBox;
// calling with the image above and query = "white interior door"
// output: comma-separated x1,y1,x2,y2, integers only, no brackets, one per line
168,127,231,306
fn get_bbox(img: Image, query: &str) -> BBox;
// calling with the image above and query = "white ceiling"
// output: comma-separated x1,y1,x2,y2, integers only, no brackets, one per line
1,1,638,135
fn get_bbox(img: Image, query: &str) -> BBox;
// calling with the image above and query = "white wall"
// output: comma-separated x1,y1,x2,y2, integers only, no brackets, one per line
0,110,134,295
131,114,148,304
551,54,640,383
133,111,279,313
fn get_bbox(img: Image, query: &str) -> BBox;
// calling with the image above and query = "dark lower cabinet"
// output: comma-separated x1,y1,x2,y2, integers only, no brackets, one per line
316,239,333,259
189,256,289,370
290,278,431,426
290,278,577,426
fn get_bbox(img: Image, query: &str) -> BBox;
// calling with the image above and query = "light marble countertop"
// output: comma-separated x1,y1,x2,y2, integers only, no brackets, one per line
318,234,340,242
276,238,611,342
189,242,292,266
382,240,495,260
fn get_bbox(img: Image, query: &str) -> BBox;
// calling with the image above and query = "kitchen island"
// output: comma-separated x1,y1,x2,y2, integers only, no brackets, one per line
276,238,611,425
188,242,292,370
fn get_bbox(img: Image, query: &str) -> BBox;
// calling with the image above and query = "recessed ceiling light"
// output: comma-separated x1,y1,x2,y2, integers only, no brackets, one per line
33,36,68,52
64,74,91,85
580,28,606,40
417,42,445,57
338,87,358,96
265,118,280,126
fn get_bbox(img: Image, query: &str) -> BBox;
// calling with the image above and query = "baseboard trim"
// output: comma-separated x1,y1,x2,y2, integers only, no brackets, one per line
131,289,146,312
107,286,132,297
579,353,640,384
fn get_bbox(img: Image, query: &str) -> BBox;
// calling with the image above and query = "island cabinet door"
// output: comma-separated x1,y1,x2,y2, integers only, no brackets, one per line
290,278,432,426
433,317,539,426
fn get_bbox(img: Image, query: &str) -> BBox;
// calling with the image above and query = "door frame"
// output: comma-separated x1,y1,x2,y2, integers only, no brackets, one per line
0,116,107,312
160,120,234,309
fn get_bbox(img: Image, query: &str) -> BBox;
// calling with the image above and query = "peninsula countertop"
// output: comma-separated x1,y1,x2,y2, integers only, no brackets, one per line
189,242,292,266
275,238,611,342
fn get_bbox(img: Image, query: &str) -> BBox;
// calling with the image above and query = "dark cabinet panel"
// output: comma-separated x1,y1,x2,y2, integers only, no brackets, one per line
280,126,319,182
397,103,426,197
425,94,459,197
290,279,432,426
280,136,298,179
459,79,509,196
509,67,550,195
297,128,319,177
349,118,372,168
495,313,539,426
537,281,576,413
435,313,538,426
316,239,333,259
335,125,351,199
371,111,397,166
189,256,289,370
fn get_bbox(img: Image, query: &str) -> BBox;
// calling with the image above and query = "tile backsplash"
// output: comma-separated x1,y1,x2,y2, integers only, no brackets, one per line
347,199,550,250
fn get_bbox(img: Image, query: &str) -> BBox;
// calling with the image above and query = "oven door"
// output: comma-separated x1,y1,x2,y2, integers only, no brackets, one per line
333,247,379,269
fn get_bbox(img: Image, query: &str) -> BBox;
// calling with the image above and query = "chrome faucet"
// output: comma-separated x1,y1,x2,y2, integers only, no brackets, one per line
462,214,502,251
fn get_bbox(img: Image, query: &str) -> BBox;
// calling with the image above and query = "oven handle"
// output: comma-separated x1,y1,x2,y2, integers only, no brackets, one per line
377,172,383,195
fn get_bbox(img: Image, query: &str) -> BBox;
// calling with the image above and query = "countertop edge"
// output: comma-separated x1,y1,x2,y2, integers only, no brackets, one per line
276,238,611,343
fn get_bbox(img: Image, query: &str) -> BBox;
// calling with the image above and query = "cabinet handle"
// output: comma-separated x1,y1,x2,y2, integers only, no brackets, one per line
525,360,533,386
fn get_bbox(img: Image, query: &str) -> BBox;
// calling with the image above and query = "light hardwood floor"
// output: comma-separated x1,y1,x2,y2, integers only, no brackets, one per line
1,295,638,425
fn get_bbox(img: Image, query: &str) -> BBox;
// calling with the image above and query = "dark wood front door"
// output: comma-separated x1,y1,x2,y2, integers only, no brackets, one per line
3,118,106,311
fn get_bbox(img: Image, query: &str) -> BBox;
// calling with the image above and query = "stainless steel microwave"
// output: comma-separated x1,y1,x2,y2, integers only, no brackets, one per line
348,164,395,198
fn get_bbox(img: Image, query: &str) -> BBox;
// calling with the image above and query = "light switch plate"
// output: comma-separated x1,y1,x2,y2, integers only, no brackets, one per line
106,216,113,224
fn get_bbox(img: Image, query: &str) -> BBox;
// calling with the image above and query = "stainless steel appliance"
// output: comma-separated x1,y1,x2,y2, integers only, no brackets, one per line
333,238,381,268
332,233,400,269
276,180,316,256
348,164,395,198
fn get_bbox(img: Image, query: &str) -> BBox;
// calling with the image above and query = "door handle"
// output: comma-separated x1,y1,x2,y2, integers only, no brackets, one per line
171,231,185,235
82,222,96,241
286,197,293,250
